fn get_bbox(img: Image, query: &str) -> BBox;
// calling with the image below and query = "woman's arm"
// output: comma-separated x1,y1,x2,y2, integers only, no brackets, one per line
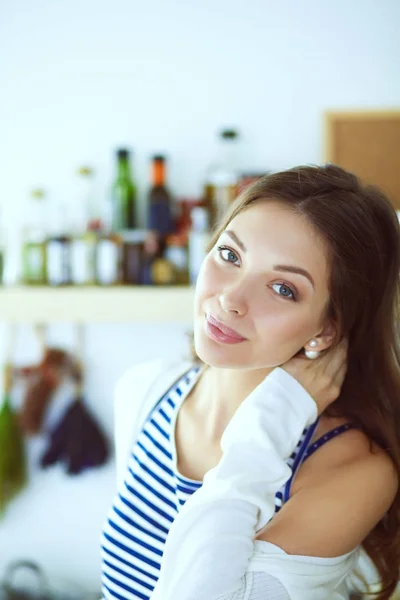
150,367,317,600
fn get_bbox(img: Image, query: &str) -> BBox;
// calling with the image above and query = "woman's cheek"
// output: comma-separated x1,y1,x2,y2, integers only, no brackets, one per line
254,297,303,336
258,306,316,350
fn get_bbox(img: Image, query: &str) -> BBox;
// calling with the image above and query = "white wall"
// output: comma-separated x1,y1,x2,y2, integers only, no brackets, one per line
0,0,399,595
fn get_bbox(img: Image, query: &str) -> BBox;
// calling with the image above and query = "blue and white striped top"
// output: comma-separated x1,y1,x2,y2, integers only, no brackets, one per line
101,365,355,600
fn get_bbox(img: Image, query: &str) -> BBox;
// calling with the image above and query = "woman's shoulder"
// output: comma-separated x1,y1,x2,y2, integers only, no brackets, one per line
294,414,398,501
255,415,397,561
310,414,393,464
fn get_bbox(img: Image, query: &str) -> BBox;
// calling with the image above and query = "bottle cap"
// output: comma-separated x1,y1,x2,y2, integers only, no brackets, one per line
152,155,166,162
78,166,93,176
220,129,239,140
119,229,148,243
117,148,130,159
31,189,45,199
88,218,103,232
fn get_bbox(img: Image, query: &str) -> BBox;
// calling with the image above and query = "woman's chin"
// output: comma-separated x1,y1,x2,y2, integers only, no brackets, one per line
194,334,250,369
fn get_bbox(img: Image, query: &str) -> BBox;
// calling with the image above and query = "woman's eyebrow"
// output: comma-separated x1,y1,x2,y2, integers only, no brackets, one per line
273,265,315,289
224,229,315,289
225,230,247,252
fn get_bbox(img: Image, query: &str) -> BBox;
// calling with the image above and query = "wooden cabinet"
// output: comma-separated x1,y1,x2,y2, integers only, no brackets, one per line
325,110,400,209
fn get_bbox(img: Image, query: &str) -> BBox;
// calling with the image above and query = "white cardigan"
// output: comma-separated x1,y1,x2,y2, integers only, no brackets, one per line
113,359,379,600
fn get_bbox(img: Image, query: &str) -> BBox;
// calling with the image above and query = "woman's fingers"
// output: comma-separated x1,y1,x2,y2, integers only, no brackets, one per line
281,337,349,415
318,337,347,373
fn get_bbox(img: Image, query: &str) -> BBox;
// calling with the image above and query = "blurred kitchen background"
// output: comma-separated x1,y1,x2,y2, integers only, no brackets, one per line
0,0,399,598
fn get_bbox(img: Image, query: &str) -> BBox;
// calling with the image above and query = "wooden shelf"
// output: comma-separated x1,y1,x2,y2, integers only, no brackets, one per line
0,286,196,323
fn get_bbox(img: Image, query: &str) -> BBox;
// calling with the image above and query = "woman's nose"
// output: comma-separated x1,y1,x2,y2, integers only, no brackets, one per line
218,287,248,316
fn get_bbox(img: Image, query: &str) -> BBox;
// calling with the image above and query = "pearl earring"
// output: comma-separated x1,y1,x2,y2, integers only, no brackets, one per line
305,339,320,360
305,349,320,360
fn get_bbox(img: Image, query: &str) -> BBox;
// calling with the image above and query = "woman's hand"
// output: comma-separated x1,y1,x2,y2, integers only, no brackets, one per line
280,338,348,415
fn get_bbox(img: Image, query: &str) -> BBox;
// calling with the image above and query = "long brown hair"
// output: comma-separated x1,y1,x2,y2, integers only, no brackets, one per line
206,164,400,599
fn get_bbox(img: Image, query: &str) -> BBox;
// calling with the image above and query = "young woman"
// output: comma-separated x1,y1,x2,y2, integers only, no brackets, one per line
101,164,400,600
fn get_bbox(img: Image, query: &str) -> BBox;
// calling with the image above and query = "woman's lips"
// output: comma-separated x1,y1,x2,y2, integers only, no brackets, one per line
205,314,247,345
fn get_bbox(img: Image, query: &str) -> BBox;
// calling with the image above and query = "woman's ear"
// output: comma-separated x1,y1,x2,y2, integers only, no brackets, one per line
306,320,337,353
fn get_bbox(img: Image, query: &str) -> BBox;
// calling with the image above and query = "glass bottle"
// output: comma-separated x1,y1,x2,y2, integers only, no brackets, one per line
22,189,48,285
141,230,162,285
150,256,176,285
46,202,71,286
70,166,97,285
147,155,174,236
95,209,123,288
120,230,147,285
165,233,189,285
204,129,240,229
110,148,136,231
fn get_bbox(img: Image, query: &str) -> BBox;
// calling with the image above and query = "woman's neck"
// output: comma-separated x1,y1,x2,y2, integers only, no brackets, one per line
190,364,274,442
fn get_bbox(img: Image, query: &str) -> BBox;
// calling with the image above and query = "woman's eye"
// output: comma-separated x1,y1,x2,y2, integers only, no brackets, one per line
271,283,297,301
217,246,240,266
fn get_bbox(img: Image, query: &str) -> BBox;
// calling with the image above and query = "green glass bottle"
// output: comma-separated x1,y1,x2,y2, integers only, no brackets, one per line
111,148,136,230
0,363,27,515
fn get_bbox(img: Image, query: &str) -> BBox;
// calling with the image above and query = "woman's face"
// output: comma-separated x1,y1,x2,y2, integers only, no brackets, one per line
194,201,334,369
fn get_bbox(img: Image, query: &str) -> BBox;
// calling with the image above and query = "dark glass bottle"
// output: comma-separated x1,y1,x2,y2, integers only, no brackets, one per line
147,155,174,235
120,230,146,285
111,148,136,230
